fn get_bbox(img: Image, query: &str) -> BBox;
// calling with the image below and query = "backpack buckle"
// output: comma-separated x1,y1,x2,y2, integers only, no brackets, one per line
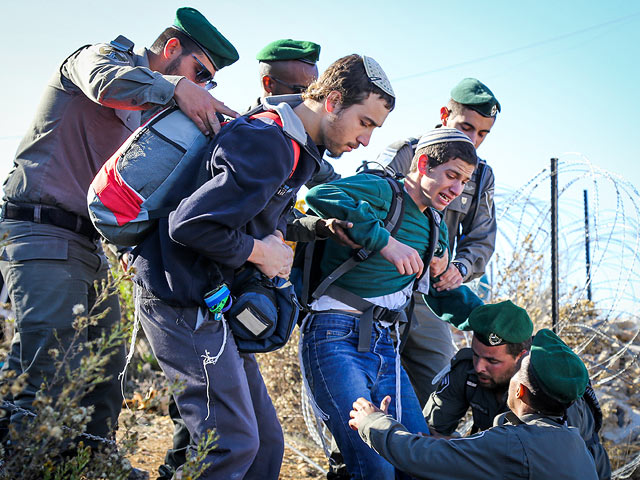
354,248,371,262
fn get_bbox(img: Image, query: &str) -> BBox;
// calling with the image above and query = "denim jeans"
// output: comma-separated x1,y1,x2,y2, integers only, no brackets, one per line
302,312,428,480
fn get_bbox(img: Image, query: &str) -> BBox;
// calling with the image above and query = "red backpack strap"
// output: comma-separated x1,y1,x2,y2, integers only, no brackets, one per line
250,111,300,179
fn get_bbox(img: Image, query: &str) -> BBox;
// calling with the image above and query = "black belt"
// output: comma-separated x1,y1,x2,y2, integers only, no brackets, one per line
2,202,100,241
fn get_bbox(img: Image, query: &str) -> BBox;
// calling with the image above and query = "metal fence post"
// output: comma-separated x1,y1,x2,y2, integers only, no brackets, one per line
551,158,559,331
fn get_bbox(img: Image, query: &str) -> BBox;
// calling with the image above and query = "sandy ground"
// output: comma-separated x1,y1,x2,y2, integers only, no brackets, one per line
121,410,327,479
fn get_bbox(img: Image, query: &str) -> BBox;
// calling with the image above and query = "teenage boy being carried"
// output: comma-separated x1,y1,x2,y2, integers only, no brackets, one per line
301,128,479,480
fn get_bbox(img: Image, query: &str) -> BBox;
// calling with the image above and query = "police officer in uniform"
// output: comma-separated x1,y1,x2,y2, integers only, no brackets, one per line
254,39,345,243
349,328,600,480
256,39,341,196
425,301,611,479
0,6,238,458
257,38,321,97
377,78,500,407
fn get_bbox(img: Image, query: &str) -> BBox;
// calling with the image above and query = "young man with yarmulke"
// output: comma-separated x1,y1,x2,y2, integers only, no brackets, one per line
425,301,611,479
133,54,396,480
302,127,480,480
0,6,238,465
350,328,599,480
376,78,501,408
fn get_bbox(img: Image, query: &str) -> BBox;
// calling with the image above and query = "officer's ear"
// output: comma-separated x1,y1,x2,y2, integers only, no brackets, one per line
325,91,343,114
261,75,273,94
163,37,182,60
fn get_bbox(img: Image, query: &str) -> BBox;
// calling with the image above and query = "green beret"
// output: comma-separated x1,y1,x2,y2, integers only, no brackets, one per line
451,78,501,118
256,39,321,65
466,300,533,346
530,329,589,404
174,7,239,70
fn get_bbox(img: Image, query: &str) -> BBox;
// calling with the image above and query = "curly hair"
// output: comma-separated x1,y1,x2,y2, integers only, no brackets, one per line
302,54,395,110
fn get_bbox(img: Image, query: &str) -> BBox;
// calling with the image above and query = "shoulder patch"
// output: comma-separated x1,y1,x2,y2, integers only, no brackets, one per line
98,45,130,64
434,373,450,395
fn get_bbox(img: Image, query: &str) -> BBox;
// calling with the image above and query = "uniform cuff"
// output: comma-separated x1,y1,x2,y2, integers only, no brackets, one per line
150,74,183,106
357,411,395,446
453,258,472,280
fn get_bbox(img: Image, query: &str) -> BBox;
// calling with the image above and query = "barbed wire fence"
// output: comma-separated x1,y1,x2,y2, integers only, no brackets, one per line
479,153,640,478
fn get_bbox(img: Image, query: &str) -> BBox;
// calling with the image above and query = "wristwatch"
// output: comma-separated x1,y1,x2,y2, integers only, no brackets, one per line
451,261,468,279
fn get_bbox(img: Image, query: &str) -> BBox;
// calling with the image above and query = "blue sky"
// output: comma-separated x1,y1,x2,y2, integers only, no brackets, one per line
1,0,638,194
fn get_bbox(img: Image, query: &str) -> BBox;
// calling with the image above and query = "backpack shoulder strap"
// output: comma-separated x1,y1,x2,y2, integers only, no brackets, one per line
412,207,441,288
249,111,300,179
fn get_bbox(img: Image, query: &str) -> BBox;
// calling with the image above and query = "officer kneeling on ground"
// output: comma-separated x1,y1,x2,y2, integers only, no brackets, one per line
349,328,600,480
424,300,611,479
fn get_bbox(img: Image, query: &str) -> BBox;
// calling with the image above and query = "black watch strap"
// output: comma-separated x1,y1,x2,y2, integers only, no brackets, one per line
452,261,468,279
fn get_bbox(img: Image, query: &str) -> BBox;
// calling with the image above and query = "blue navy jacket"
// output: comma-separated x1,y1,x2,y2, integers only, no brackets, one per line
133,107,322,306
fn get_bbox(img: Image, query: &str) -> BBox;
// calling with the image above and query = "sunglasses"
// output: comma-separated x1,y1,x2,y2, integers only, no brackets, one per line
192,54,217,90
269,76,308,94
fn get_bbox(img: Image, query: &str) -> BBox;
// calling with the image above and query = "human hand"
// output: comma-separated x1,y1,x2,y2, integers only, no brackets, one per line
119,252,130,272
173,79,239,135
248,233,293,279
349,396,391,431
433,263,463,291
380,236,424,277
315,218,361,248
429,248,449,277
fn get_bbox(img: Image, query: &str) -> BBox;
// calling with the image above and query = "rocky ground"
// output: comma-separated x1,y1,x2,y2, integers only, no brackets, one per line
120,330,329,479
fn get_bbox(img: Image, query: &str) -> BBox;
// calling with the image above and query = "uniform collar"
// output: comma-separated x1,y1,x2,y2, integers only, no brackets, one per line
502,411,565,427
135,48,151,68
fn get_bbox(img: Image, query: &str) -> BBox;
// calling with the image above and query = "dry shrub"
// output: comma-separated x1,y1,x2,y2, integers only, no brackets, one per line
491,236,640,478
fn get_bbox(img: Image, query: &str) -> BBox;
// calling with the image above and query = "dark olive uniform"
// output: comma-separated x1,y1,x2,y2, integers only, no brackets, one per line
357,410,599,480
425,347,611,479
0,38,181,443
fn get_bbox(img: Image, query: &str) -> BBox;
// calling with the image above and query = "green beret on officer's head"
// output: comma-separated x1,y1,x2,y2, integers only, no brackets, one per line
466,300,533,346
256,39,321,65
529,329,589,404
173,7,239,70
451,77,501,118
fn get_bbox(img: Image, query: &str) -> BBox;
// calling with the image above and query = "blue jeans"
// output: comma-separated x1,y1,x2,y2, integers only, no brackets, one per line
302,313,428,480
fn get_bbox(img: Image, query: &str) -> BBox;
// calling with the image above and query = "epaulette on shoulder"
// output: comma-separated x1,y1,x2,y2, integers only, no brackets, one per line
432,348,472,387
451,347,474,366
110,35,135,54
